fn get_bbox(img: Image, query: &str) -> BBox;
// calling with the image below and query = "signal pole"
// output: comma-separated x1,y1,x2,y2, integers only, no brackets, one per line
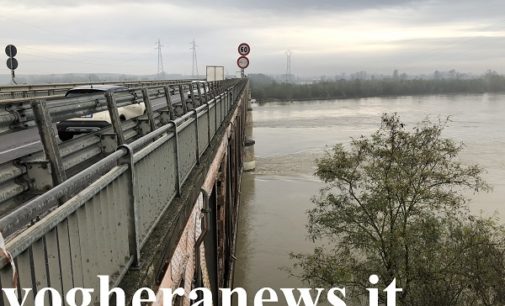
155,39,164,79
191,39,199,78
5,45,18,84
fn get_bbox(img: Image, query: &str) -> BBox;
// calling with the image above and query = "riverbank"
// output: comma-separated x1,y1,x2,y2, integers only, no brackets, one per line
254,91,504,103
249,73,505,102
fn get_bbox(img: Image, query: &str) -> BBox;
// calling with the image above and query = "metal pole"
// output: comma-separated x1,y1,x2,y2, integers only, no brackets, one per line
105,92,125,146
206,100,211,142
203,82,211,102
10,70,16,85
192,110,200,164
31,101,67,188
188,83,195,108
210,82,217,99
196,82,204,105
163,86,176,120
178,84,188,114
119,144,140,267
169,121,181,196
215,94,219,131
141,88,156,133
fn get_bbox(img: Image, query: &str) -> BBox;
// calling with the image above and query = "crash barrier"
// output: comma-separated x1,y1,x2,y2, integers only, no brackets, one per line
0,79,192,100
0,79,247,305
0,79,239,218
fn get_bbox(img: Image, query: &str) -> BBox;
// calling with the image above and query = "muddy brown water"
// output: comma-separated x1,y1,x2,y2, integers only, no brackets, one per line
234,94,505,304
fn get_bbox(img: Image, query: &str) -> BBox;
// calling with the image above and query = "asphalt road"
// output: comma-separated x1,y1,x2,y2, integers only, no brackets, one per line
0,127,43,164
0,93,188,165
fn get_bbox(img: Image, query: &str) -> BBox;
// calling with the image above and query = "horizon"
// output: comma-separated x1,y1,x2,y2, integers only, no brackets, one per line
0,68,500,86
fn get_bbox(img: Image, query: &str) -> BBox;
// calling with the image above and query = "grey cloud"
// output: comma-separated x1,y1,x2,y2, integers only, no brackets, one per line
389,0,505,24
1,0,504,76
1,0,421,11
272,36,505,76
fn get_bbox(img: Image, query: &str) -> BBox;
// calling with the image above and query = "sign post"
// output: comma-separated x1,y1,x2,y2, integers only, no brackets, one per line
5,45,18,84
237,43,251,78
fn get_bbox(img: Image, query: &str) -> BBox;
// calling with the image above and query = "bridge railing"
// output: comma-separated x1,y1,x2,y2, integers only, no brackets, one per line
0,79,196,101
0,79,236,218
0,79,247,304
0,79,227,134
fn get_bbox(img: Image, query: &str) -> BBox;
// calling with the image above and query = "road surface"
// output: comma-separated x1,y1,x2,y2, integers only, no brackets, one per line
0,93,189,164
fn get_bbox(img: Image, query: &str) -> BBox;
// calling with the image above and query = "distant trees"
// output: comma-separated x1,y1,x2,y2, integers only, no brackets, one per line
249,73,505,101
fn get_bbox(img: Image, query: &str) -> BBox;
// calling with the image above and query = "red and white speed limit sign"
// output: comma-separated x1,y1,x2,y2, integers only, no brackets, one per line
237,56,249,69
238,43,250,56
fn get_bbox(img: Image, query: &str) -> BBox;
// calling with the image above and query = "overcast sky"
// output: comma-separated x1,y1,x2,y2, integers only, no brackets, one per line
1,0,505,77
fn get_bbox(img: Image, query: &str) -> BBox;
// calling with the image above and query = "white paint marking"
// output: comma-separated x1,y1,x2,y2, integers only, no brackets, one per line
0,140,40,155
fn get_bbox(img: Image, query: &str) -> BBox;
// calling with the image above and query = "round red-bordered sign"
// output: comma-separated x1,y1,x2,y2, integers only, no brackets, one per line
238,43,250,56
237,56,249,69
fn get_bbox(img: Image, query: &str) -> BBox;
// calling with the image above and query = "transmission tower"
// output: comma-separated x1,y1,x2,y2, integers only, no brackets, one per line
191,39,199,78
155,39,165,78
285,50,292,83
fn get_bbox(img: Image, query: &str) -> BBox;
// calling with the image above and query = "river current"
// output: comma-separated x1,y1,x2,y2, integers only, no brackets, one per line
234,94,505,304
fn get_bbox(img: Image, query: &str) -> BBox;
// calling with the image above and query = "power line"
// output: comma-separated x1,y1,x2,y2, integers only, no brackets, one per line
191,39,199,78
286,50,292,83
155,39,164,78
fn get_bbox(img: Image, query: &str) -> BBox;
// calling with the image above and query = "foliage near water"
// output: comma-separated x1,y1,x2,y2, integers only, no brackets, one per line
291,114,505,305
250,72,505,101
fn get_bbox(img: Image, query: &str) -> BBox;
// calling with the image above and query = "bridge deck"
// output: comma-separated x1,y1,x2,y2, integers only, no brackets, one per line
0,79,249,305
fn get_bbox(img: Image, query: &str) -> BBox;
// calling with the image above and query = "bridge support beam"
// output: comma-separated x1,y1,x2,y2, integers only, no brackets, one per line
243,88,256,171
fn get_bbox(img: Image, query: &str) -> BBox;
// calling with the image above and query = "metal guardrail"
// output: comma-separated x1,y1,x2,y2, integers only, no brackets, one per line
0,79,239,222
0,79,220,133
0,79,197,100
0,79,247,302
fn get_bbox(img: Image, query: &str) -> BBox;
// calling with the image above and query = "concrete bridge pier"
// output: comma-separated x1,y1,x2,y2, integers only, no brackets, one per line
243,88,256,171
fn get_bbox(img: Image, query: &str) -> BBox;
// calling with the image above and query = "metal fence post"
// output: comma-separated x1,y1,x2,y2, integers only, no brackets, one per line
192,110,200,164
224,89,226,113
31,101,67,188
141,88,156,133
119,144,140,268
188,83,196,110
178,84,188,114
203,82,211,102
219,93,223,122
163,86,176,120
215,81,220,95
206,101,211,143
169,121,181,196
105,92,125,146
210,82,217,99
196,82,204,105
215,95,219,131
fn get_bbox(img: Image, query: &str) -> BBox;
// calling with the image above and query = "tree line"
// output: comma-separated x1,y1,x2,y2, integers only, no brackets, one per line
249,72,505,101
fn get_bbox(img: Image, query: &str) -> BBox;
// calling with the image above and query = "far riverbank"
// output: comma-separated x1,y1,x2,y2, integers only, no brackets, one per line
249,73,505,102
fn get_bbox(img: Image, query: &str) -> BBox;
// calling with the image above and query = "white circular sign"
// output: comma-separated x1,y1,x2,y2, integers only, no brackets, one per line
238,43,250,56
237,56,249,69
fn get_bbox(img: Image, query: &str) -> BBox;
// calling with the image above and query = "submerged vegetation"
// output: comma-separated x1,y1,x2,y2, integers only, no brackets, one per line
291,114,505,305
250,72,505,101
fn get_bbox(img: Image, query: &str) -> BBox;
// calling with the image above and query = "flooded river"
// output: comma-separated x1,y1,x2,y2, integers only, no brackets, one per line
234,94,505,302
